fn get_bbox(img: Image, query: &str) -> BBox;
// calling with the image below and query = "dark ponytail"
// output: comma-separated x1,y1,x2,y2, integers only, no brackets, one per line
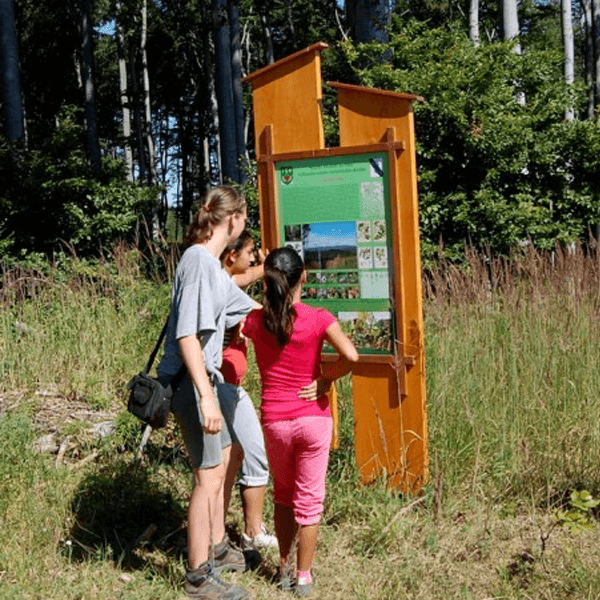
262,247,305,347
219,229,253,264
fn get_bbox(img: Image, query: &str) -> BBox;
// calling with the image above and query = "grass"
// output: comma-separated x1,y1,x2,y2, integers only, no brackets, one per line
2,243,600,598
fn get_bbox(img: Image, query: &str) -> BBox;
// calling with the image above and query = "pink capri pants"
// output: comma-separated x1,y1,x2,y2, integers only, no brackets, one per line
262,416,333,526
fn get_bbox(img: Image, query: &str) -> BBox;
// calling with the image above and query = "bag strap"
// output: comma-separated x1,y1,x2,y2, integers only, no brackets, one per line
145,316,170,373
145,315,187,390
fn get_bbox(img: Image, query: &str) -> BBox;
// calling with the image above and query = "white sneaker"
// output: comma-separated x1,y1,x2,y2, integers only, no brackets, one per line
241,523,278,549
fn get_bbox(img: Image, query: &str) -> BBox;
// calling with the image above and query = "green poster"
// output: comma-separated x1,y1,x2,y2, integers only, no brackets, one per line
275,152,395,354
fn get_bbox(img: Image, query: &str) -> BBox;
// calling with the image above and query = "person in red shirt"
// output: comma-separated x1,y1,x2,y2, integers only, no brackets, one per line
218,231,278,551
243,246,358,597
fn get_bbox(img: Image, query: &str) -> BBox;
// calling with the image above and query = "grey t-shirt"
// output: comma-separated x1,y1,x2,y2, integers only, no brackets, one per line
157,244,255,382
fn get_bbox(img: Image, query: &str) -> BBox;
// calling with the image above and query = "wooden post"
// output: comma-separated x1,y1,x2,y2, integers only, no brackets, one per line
329,82,428,491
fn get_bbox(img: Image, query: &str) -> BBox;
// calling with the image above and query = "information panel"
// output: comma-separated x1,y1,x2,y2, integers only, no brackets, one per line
275,152,395,354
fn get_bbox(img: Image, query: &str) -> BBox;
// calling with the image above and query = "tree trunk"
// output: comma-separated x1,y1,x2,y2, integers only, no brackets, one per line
201,13,220,191
140,0,161,236
259,2,274,65
562,0,575,121
594,0,600,112
286,1,297,50
469,0,480,47
346,0,393,44
502,0,525,105
228,0,246,183
212,0,238,183
116,0,133,181
0,0,25,143
583,0,595,119
502,0,521,53
130,47,146,183
82,0,101,171
141,0,157,186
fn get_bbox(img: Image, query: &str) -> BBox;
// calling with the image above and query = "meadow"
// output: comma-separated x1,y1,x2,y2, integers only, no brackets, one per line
2,243,600,599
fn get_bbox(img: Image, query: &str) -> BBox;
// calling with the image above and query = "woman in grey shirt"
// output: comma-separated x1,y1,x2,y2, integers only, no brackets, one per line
158,186,257,600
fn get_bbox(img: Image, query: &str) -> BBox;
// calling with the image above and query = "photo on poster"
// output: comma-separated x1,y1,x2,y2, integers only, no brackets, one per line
307,271,359,286
374,246,388,269
302,286,360,300
334,310,393,352
337,271,359,285
285,241,303,259
357,220,371,243
373,219,387,241
302,221,358,270
284,224,302,242
361,181,385,216
360,271,389,299
357,247,373,269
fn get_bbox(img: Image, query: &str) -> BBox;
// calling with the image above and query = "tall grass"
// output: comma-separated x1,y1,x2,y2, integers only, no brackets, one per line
3,242,600,598
1,244,176,405
424,245,600,506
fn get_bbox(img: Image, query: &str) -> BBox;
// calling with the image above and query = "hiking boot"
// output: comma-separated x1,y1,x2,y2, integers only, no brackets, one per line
185,561,249,600
276,562,296,592
294,573,314,597
294,581,313,597
212,533,249,574
240,524,278,550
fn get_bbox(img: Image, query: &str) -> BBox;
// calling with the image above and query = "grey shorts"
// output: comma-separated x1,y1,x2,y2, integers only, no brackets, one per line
217,383,269,487
170,375,233,470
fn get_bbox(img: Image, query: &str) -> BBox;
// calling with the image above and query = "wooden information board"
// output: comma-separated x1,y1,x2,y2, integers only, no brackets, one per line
244,43,429,492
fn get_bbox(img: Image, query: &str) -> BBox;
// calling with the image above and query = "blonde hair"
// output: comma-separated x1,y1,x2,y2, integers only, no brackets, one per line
185,185,246,246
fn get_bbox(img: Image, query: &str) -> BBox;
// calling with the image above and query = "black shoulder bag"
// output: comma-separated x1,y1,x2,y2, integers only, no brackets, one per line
127,317,186,428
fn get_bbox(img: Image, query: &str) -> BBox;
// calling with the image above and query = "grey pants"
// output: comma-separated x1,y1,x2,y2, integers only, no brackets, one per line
170,375,233,469
217,383,269,487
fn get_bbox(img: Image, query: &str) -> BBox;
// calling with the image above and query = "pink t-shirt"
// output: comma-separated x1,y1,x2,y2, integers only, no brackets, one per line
242,303,336,423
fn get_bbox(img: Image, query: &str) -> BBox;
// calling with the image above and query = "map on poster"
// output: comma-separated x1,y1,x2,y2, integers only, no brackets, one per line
275,152,395,354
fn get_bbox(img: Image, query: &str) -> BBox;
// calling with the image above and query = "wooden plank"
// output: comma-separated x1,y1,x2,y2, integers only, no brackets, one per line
351,363,403,484
246,51,429,492
328,383,339,449
259,141,405,164
245,43,327,155
330,81,429,491
352,362,427,492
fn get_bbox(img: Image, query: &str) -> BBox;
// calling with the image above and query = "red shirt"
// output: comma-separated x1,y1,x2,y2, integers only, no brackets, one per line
242,303,336,423
221,338,248,385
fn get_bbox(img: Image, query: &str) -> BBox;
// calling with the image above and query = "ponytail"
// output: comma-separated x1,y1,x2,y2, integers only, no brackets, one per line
262,247,304,347
185,185,246,247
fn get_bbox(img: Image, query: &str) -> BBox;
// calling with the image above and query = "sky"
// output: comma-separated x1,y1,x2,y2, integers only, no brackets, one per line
95,20,115,36
304,221,357,250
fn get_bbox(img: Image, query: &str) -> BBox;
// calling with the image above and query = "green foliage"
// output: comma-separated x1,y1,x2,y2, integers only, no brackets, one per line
0,109,157,258
342,20,600,259
0,414,37,512
556,491,600,533
0,244,170,397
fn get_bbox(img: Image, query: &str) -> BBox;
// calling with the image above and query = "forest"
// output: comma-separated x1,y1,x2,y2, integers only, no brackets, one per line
5,4,600,599
1,0,600,262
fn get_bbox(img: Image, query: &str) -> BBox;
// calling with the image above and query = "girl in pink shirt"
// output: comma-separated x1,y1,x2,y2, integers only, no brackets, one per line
243,246,358,597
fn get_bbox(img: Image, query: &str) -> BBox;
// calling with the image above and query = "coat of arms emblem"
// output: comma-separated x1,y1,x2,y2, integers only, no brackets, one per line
280,167,293,185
